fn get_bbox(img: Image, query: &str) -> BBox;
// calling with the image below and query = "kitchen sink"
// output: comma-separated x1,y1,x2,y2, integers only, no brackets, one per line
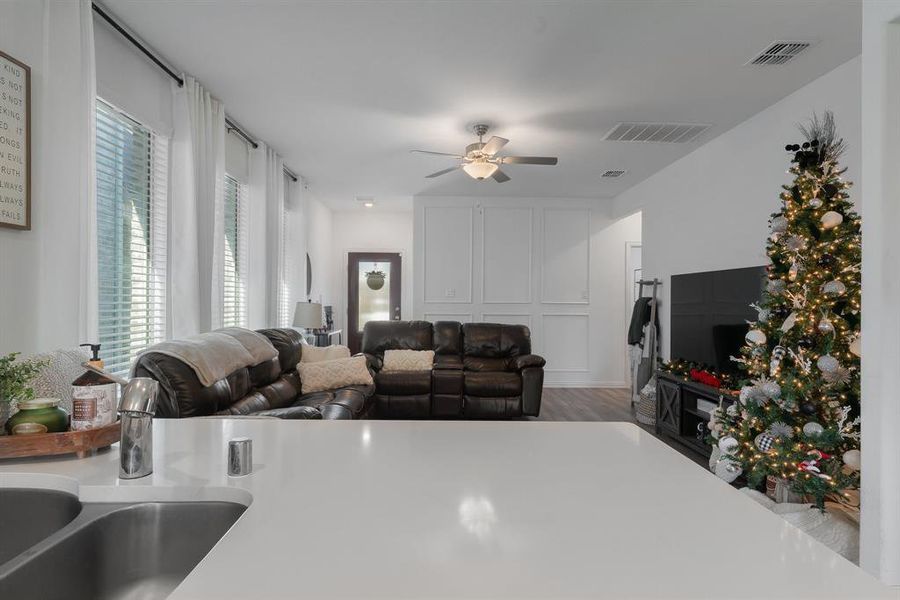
0,494,246,600
0,488,82,565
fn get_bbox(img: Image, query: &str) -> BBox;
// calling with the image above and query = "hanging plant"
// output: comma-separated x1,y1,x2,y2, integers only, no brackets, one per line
365,270,386,290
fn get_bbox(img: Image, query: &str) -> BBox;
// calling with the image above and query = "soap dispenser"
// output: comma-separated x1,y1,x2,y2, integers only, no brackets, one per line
71,343,118,431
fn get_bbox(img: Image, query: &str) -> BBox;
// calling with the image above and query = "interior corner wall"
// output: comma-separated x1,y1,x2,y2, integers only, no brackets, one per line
329,210,414,336
860,0,900,586
413,196,641,387
609,57,862,361
306,195,333,308
0,1,96,356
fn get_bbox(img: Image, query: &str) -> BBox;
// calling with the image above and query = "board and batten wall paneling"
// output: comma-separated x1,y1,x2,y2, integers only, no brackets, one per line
542,208,590,304
482,207,532,303
424,313,473,323
481,313,532,328
541,314,590,372
423,206,473,303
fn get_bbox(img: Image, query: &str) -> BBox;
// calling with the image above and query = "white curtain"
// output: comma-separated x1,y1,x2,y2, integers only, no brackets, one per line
264,147,285,327
169,76,225,337
283,176,307,319
77,0,98,344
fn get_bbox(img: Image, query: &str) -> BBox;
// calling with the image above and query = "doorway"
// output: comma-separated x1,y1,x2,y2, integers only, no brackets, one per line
347,252,402,353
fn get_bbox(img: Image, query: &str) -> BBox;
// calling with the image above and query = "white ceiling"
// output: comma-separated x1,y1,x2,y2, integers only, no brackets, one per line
104,0,861,211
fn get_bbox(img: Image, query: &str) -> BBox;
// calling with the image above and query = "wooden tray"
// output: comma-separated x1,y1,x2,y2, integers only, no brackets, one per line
0,421,120,460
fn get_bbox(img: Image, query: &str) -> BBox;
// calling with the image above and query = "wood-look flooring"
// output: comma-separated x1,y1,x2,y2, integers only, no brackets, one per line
530,387,708,467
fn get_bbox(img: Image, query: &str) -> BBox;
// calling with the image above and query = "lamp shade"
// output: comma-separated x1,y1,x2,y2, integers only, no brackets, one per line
293,302,323,329
462,159,498,180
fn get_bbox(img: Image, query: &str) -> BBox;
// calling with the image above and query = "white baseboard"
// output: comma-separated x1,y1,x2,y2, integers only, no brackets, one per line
543,380,629,389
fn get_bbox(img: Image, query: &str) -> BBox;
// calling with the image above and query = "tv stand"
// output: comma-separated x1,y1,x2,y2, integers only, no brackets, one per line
656,372,737,458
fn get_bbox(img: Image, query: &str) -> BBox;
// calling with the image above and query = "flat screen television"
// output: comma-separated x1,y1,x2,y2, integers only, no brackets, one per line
670,265,766,374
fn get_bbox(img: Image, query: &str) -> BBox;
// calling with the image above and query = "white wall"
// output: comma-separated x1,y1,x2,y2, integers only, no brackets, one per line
610,57,861,360
413,196,641,387
860,0,900,585
330,210,414,334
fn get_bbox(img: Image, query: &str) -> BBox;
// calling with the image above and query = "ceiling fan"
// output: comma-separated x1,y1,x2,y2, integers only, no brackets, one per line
412,124,558,182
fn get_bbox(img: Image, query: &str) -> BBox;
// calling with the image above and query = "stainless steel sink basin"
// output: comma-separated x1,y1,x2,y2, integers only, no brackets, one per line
0,488,82,565
0,496,246,600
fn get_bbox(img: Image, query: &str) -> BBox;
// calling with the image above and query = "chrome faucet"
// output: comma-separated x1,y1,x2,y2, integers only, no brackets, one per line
81,364,159,479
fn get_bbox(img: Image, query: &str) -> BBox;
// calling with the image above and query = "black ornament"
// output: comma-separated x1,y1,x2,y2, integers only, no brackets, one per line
811,139,819,147
785,144,793,151
819,253,835,267
800,402,817,416
823,183,838,198
802,142,810,149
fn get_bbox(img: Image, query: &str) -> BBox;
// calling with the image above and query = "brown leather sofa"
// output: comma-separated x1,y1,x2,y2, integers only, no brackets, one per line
362,320,545,418
133,328,375,420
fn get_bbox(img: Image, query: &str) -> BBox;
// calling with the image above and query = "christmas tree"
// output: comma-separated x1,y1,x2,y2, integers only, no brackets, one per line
709,112,861,509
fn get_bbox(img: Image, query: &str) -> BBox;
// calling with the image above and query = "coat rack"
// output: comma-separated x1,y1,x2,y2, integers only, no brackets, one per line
637,278,662,372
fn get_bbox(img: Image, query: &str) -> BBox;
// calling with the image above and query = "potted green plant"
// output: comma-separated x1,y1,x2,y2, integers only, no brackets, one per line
366,269,386,291
0,352,48,435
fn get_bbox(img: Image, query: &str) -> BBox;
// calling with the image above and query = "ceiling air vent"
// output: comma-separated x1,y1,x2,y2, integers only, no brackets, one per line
601,169,627,178
746,41,812,66
603,122,711,144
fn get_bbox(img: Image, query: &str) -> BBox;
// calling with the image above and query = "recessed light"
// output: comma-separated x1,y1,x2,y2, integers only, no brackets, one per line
364,201,374,208
356,196,375,208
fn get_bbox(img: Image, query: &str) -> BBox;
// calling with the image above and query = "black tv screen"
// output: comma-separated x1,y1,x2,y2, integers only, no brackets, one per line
670,265,766,374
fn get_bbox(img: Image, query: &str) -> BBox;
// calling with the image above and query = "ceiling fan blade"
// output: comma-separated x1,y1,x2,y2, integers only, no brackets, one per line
501,156,558,165
425,166,460,179
481,136,509,156
491,169,511,183
411,150,464,158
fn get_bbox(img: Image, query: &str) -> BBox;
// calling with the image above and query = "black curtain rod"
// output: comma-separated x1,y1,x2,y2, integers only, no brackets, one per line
92,1,300,184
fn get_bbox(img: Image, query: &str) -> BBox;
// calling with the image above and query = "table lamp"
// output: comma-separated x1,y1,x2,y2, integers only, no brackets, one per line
293,301,323,331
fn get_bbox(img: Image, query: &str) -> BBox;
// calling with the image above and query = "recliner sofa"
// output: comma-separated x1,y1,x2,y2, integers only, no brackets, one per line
362,320,545,418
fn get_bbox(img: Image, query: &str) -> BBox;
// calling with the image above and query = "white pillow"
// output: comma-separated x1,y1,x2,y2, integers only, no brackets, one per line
298,355,373,394
300,344,351,363
381,349,434,372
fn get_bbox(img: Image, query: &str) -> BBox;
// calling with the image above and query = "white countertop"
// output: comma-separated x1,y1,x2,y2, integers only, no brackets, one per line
0,420,894,599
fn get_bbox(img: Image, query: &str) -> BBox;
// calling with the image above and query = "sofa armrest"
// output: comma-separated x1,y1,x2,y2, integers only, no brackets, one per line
509,354,546,371
357,352,383,372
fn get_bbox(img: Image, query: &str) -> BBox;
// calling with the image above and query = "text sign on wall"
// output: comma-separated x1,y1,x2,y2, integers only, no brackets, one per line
0,51,30,230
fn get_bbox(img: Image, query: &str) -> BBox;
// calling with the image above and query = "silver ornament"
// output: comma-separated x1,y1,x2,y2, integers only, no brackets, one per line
802,422,824,436
849,336,861,357
767,279,786,294
739,386,755,404
843,449,861,471
809,197,823,209
745,329,767,345
788,262,801,281
820,211,843,230
717,436,739,454
817,317,835,334
780,311,798,333
770,216,789,233
817,354,840,373
768,421,793,439
823,280,847,297
761,380,781,399
714,458,743,483
822,366,851,386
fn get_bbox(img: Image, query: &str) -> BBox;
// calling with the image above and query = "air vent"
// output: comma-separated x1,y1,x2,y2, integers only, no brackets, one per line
603,122,711,144
746,41,812,66
601,169,627,178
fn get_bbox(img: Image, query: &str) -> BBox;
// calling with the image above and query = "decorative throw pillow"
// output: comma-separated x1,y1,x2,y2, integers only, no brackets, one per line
300,344,351,363
298,355,373,394
381,349,435,372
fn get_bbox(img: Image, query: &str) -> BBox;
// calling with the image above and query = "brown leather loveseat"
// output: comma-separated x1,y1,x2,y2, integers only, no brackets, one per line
133,328,374,420
362,320,545,418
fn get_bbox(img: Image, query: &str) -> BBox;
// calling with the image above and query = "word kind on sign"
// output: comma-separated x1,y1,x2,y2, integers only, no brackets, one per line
0,50,30,230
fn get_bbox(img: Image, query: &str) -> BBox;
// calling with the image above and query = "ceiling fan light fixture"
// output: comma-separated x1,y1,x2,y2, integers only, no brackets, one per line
462,159,498,180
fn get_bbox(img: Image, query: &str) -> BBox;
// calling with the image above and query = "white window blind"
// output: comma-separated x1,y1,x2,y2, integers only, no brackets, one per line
96,100,168,376
223,174,248,328
276,173,292,327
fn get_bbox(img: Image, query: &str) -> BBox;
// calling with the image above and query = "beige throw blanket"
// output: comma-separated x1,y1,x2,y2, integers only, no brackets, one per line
215,327,278,364
140,332,255,387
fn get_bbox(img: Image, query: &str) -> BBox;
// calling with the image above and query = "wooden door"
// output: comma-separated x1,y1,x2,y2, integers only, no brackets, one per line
348,252,401,353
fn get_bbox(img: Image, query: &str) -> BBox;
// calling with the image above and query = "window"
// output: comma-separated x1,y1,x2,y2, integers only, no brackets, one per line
277,173,292,327
223,174,248,328
95,100,168,376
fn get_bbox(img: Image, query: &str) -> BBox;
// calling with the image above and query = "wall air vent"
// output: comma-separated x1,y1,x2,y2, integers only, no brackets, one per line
746,41,812,66
601,169,627,178
603,122,711,144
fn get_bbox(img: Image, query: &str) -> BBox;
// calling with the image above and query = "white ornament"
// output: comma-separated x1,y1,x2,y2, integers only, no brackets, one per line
842,449,861,471
809,197,823,209
739,386,755,404
717,436,739,454
784,235,806,251
761,380,781,399
849,336,861,357
780,311,797,333
767,279,786,294
726,403,739,417
788,261,801,281
820,211,843,230
803,422,825,436
714,458,743,483
823,280,847,297
817,354,840,373
770,216,789,233
745,329,767,345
